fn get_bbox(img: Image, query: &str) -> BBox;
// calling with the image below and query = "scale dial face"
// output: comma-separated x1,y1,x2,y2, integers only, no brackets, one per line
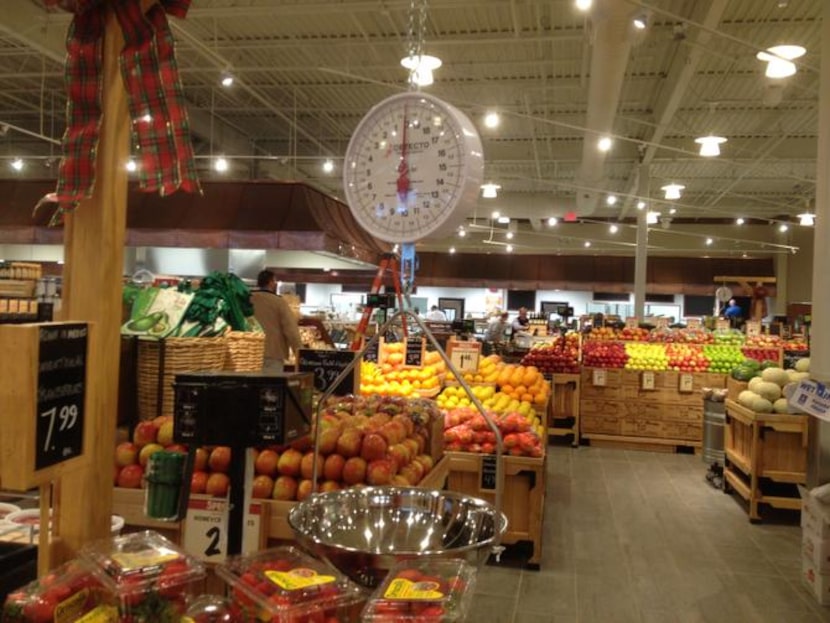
343,92,484,244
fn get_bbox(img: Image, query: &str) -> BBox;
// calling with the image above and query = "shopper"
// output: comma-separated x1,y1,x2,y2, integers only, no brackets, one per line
251,269,302,372
723,298,742,328
484,311,510,346
512,306,530,332
426,305,447,321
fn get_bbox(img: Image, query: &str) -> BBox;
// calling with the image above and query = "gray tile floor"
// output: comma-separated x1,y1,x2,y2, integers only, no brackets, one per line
470,444,830,623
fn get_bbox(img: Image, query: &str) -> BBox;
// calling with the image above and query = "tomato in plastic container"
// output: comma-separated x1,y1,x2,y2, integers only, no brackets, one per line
1,559,118,623
216,545,366,622
182,595,237,623
80,530,205,623
361,559,476,623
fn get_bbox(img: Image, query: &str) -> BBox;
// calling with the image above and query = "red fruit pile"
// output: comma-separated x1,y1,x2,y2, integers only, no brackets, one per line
520,334,580,374
618,327,650,341
665,344,710,372
741,347,780,364
582,340,628,368
443,407,543,457
114,415,189,490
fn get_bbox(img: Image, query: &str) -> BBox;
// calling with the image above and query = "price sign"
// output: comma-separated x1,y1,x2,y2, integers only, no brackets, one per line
746,321,761,337
592,368,607,387
625,317,638,330
656,317,670,330
405,337,424,366
297,349,358,396
685,318,701,330
363,339,379,363
242,502,266,555
35,323,87,470
184,495,229,563
641,371,656,391
679,373,694,393
449,345,480,373
715,318,730,331
480,454,497,491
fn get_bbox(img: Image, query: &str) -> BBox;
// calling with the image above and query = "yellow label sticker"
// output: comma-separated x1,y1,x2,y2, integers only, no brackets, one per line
264,568,335,591
181,618,195,623
75,605,119,623
383,578,445,601
110,548,180,571
54,588,89,623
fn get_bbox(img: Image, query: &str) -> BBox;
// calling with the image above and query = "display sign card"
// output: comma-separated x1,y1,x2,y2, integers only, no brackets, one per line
363,338,379,363
656,317,670,330
405,337,424,366
685,318,702,330
242,502,265,555
746,321,761,337
592,368,607,387
679,373,694,393
36,323,87,470
641,371,656,391
297,349,358,396
715,318,730,331
480,454,497,491
625,317,638,330
449,345,480,373
184,495,229,563
788,380,830,421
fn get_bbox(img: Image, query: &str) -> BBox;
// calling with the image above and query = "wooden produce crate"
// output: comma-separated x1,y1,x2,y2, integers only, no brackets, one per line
548,373,580,446
444,450,545,569
724,399,809,522
727,377,748,402
580,368,623,400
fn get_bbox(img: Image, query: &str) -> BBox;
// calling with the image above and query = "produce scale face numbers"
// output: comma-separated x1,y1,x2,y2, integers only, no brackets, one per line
36,323,87,470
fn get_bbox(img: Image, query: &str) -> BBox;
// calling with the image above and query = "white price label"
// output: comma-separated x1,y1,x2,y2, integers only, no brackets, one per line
745,321,761,337
450,348,480,373
592,368,607,387
184,495,229,563
625,317,638,330
685,318,701,330
641,371,655,391
242,502,264,554
679,373,694,393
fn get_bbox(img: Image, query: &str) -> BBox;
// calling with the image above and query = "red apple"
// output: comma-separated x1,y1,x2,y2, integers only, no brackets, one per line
152,415,173,428
317,428,341,455
165,444,188,454
361,433,388,462
379,421,407,446
300,452,324,481
206,472,230,497
209,446,232,473
319,480,340,493
296,479,314,502
336,430,363,458
251,475,274,499
194,447,209,472
342,457,367,485
254,449,280,477
157,420,175,447
138,443,164,467
190,470,208,494
366,459,394,486
133,421,159,448
387,443,412,470
117,464,144,489
277,448,303,477
272,475,298,501
323,454,346,482
115,442,138,467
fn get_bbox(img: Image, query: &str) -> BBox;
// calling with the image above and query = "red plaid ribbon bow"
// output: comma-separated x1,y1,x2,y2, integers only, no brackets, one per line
45,0,201,213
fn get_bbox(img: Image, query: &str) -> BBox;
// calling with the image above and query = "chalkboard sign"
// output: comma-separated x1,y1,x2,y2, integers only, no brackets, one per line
480,454,497,491
363,339,379,364
298,349,358,396
405,337,424,366
36,323,87,470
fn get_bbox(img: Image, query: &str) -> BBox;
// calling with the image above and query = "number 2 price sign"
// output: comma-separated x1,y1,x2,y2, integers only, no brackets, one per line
36,324,87,470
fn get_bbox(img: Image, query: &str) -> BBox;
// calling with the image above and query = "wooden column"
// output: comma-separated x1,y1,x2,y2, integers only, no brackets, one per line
55,6,130,561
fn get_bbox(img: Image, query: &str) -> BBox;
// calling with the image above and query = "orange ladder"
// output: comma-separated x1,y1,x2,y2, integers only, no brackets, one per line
350,253,407,350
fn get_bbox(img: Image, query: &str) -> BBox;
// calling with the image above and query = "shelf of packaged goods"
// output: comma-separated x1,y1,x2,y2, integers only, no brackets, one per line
548,374,580,447
724,399,808,522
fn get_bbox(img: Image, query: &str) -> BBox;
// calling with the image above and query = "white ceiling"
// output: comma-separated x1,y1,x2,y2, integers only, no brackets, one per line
0,0,821,257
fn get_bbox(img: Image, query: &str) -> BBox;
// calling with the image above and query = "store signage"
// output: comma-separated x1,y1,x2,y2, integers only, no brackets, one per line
641,371,656,391
592,368,607,387
449,344,480,373
363,338,379,363
625,317,638,330
685,318,702,330
745,321,761,337
297,349,358,396
35,323,87,471
656,317,670,330
678,373,694,393
480,454,497,491
715,318,730,331
405,337,424,366
242,502,265,555
184,495,229,563
788,380,830,422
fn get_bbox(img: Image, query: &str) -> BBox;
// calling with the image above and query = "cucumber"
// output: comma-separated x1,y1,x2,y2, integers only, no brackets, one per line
127,310,166,332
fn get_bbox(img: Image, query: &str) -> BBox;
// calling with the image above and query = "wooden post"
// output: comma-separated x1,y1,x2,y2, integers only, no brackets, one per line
54,6,130,562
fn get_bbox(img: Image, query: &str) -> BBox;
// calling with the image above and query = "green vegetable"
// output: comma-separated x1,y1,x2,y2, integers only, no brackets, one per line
127,311,167,332
183,272,252,332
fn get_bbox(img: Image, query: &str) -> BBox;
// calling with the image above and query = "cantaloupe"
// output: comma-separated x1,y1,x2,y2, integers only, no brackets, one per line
755,381,782,402
787,370,809,383
761,367,790,387
748,377,765,393
752,396,773,413
738,390,757,409
773,398,790,414
795,358,810,373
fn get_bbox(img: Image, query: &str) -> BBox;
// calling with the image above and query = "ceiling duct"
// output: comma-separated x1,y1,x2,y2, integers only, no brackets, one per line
576,0,638,215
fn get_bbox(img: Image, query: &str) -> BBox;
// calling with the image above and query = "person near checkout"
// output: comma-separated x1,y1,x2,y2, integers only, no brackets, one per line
512,307,530,333
426,305,447,321
723,298,742,328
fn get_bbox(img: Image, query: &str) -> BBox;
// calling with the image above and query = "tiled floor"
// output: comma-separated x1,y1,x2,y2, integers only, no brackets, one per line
469,444,830,623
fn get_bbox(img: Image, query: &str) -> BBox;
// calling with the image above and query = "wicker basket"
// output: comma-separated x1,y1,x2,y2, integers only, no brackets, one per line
137,337,227,420
224,331,265,372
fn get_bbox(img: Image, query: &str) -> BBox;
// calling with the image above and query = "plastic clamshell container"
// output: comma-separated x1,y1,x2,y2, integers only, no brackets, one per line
183,595,236,622
1,559,118,622
361,559,476,622
80,530,205,623
216,545,366,622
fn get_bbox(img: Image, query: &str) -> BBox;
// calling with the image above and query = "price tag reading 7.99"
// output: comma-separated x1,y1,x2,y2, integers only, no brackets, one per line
36,323,87,470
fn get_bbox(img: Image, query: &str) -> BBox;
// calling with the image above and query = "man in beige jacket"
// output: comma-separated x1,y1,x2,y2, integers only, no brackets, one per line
251,270,302,372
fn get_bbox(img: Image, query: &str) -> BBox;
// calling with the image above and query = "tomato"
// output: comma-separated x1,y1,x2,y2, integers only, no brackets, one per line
22,597,55,623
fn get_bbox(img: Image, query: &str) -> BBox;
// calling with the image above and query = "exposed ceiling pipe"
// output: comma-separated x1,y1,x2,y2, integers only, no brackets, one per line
576,0,638,215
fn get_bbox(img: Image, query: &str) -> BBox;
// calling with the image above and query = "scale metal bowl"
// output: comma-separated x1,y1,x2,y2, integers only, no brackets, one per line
288,486,507,588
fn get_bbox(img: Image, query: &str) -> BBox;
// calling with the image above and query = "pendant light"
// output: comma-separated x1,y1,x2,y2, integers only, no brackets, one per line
695,135,727,157
756,45,806,79
661,183,684,200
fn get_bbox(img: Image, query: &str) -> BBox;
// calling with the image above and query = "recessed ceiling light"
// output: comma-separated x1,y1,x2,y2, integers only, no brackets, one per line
214,157,229,172
799,213,815,226
598,137,613,152
669,208,677,215
778,223,789,232
575,0,592,11
609,224,619,234
506,231,514,240
491,211,500,219
484,112,500,129
705,237,713,246
547,217,558,226
636,201,646,210
736,217,745,225
584,241,591,248
506,244,513,253
10,158,24,171
497,216,510,224
606,195,617,206
633,16,647,30
647,211,660,225
322,159,335,173
125,159,137,172
220,73,234,87
449,246,456,254
458,229,467,237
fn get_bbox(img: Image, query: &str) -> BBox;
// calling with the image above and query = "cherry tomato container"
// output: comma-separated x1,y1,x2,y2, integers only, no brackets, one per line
80,530,205,623
182,595,236,623
361,559,476,622
216,545,366,622
1,559,118,622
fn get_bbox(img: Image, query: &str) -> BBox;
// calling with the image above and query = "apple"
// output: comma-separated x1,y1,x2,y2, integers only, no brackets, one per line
379,421,407,446
390,475,410,486
191,470,208,494
336,429,363,458
413,454,434,473
251,475,274,499
366,459,394,486
323,454,346,482
342,457,367,485
317,427,341,455
209,446,232,473
361,433,388,462
277,448,303,477
319,480,340,493
300,452,324,481
206,472,230,497
157,420,175,446
296,479,314,502
291,435,313,453
152,415,173,428
254,449,280,477
387,443,411,470
165,444,188,454
133,421,159,448
194,447,209,472
138,443,164,467
115,442,138,467
272,475,298,501
117,464,144,488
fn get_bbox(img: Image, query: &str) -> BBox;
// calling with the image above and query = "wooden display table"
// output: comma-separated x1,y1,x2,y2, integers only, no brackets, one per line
548,373,580,446
443,450,545,569
723,399,808,522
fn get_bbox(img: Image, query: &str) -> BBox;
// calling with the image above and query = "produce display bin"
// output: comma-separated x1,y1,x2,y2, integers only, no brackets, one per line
723,399,808,522
548,374,580,447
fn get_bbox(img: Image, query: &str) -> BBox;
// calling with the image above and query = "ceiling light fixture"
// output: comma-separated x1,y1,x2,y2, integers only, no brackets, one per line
575,0,592,11
705,237,713,246
606,194,617,206
778,223,789,233
491,211,500,219
547,217,558,226
609,224,619,234
799,213,815,226
484,112,500,129
481,183,501,198
661,183,685,200
220,73,234,88
458,229,467,237
401,54,442,87
695,135,727,157
597,136,613,152
10,158,24,171
214,156,229,172
506,244,513,253
584,241,591,248
125,159,137,172
506,231,514,240
736,217,745,225
497,216,511,224
633,15,647,30
636,201,646,210
669,207,677,215
647,211,660,225
449,246,456,254
322,159,335,173
756,45,806,79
